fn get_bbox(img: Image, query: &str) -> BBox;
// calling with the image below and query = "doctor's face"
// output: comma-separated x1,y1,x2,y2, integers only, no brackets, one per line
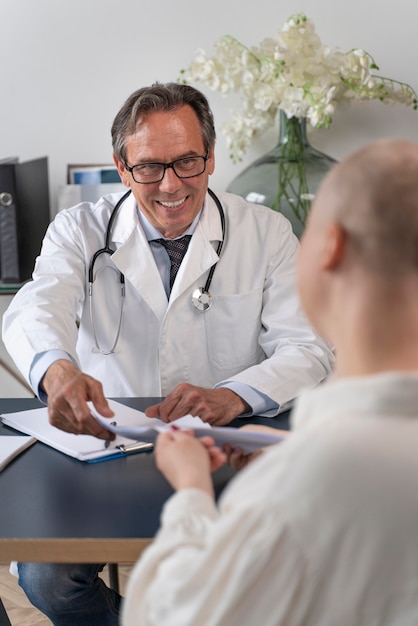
114,105,215,239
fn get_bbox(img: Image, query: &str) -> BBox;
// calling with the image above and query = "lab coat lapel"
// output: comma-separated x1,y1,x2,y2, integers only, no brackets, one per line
106,191,223,312
170,195,223,301
109,201,168,320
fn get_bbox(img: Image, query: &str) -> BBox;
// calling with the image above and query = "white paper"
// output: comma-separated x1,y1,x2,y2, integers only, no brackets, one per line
0,436,36,471
0,400,154,462
92,409,284,454
1,399,285,461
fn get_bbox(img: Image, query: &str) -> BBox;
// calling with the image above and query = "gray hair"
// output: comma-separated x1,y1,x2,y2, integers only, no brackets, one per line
111,82,216,163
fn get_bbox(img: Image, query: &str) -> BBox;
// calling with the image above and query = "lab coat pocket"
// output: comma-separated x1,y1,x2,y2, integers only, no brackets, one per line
204,288,264,371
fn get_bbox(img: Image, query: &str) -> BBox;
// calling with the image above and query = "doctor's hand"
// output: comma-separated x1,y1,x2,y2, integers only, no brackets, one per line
145,384,251,426
41,359,115,441
155,429,227,496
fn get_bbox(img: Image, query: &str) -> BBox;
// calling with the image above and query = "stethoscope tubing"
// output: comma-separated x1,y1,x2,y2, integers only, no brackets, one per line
89,187,224,293
88,187,225,353
204,188,225,294
88,189,132,286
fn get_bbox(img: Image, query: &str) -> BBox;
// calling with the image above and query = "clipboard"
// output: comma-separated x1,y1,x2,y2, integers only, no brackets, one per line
1,400,156,463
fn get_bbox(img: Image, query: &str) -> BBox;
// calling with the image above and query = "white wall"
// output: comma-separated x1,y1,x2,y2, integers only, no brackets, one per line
1,0,417,214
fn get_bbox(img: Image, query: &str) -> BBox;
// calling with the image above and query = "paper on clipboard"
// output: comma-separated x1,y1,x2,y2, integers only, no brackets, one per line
0,436,36,471
0,399,156,462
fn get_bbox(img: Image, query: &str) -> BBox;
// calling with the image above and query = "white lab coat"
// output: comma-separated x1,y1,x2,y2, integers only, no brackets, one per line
2,190,333,409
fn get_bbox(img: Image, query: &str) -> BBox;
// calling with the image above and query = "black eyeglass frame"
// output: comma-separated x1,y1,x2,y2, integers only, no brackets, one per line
124,153,209,185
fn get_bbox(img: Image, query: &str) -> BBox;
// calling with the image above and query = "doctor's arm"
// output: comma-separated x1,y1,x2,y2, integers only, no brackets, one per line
40,359,115,440
3,208,117,439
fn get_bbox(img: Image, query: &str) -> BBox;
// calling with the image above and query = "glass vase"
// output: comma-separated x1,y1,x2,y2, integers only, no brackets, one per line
226,110,337,238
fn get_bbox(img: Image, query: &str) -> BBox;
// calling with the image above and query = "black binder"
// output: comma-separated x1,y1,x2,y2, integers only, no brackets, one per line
0,157,50,283
0,158,19,282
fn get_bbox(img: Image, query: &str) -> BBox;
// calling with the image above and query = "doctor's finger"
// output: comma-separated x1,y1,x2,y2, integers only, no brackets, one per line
143,390,181,419
67,376,112,433
49,409,112,439
147,392,187,423
48,395,113,439
144,401,162,418
159,384,212,422
52,409,114,440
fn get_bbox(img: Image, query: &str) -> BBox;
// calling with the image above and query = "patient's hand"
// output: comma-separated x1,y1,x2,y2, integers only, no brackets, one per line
224,425,290,471
155,430,226,497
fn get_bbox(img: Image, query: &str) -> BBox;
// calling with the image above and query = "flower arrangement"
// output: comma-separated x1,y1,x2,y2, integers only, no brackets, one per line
180,13,418,163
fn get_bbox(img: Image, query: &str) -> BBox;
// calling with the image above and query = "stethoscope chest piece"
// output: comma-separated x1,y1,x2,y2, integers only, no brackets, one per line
192,288,213,311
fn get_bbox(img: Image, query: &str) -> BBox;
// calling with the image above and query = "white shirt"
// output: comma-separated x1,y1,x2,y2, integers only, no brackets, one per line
122,372,418,625
2,190,333,413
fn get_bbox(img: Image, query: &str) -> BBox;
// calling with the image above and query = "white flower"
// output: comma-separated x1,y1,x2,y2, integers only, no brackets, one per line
179,13,417,162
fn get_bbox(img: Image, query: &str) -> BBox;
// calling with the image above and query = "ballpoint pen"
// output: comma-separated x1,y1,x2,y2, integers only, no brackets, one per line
116,442,154,453
104,422,117,449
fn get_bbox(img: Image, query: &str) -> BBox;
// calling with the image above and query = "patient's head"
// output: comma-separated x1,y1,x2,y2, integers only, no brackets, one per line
297,139,418,339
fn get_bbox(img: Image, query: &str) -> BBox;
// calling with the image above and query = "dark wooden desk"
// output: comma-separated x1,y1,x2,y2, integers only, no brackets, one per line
0,397,290,564
0,397,289,625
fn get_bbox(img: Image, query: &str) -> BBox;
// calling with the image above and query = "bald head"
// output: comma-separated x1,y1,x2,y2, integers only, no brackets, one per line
299,138,418,374
312,139,418,275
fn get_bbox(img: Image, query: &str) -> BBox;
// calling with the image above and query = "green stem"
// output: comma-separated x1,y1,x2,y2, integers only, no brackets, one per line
271,112,312,225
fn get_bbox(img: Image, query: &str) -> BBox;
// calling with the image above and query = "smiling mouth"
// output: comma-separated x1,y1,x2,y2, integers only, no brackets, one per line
158,197,187,209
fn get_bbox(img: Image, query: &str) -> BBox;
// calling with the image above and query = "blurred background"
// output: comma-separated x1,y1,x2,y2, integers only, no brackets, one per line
1,0,417,215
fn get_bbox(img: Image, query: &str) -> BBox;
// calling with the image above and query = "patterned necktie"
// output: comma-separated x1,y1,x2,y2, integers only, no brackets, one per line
154,235,192,290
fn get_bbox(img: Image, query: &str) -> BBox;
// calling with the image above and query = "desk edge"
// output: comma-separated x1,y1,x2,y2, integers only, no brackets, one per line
0,538,151,563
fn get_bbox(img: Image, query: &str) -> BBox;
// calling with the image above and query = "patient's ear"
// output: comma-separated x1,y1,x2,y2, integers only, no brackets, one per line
321,223,346,270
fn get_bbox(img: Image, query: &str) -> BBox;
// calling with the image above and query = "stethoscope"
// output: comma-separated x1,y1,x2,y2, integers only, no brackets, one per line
88,187,226,354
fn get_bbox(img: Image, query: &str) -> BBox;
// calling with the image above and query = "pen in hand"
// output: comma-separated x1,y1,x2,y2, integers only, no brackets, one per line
104,422,117,449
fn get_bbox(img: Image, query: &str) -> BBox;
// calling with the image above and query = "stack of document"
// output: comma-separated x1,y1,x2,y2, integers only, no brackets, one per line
0,436,36,471
1,399,284,463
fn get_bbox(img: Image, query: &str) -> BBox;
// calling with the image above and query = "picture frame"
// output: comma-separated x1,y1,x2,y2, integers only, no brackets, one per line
67,164,121,185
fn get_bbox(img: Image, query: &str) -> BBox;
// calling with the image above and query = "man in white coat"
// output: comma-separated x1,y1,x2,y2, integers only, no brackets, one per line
2,82,333,624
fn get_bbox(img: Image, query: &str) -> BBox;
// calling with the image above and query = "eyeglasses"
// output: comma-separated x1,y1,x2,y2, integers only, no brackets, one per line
124,153,209,184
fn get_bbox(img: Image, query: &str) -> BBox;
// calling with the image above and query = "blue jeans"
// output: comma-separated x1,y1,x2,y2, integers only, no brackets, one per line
17,562,121,625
